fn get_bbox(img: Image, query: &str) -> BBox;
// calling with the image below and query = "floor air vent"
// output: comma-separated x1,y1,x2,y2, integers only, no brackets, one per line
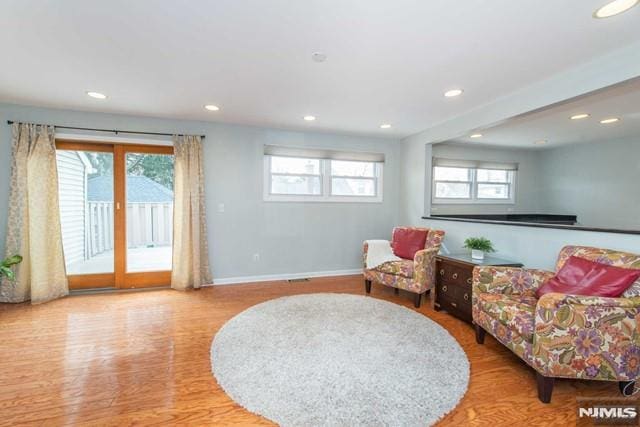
287,278,310,283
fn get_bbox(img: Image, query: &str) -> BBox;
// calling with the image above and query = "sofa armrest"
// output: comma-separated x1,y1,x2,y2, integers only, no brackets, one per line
412,248,439,289
473,266,554,296
533,293,640,380
538,293,640,310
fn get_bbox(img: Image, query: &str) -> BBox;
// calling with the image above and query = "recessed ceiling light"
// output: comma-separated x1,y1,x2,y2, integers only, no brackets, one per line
593,0,639,18
204,104,220,111
86,91,107,99
303,115,316,121
470,133,483,138
600,117,620,124
570,113,590,120
444,88,464,98
380,124,392,129
534,140,547,145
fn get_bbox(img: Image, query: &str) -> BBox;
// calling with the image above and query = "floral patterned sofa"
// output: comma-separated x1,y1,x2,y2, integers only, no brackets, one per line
363,227,445,308
472,245,640,403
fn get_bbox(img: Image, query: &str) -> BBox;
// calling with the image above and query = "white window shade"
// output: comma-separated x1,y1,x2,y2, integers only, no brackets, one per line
433,157,518,171
265,145,385,163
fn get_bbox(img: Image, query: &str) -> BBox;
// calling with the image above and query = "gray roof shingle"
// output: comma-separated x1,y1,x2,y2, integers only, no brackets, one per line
88,175,173,203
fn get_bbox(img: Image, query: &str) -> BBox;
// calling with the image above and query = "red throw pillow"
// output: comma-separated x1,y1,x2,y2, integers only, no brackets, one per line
391,228,428,260
536,256,640,298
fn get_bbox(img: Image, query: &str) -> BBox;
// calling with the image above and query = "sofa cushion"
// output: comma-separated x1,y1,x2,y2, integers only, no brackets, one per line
391,228,428,260
374,259,414,278
536,256,640,299
476,293,537,342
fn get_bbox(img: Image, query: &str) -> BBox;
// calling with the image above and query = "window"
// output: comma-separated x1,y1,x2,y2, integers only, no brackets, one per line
264,146,384,202
476,169,512,199
432,158,517,204
269,156,322,195
330,160,377,197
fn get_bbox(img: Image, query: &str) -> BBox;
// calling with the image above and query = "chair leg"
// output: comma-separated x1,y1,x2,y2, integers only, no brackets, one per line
364,279,372,294
413,292,422,308
475,324,486,344
536,373,554,403
394,288,399,295
620,380,636,396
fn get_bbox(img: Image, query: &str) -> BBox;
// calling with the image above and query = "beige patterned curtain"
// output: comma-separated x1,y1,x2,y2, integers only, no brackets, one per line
171,135,212,290
0,123,68,304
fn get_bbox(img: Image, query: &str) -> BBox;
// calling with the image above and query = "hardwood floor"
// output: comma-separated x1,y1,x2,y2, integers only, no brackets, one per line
0,275,626,426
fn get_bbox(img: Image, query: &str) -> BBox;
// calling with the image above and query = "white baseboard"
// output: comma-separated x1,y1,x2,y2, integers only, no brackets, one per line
210,269,362,286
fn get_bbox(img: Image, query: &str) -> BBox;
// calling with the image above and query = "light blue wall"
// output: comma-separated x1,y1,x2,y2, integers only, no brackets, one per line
538,136,640,230
0,103,401,280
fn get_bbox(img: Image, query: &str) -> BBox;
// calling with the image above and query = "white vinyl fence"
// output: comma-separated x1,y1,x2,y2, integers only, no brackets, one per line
87,202,173,257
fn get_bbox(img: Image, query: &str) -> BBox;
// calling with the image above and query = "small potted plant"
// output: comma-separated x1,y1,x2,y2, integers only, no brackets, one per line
463,237,495,260
0,255,23,281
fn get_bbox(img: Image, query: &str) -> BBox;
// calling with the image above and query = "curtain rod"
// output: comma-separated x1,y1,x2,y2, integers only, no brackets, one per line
6,120,205,139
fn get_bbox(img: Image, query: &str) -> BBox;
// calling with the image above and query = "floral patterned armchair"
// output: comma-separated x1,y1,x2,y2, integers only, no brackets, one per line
472,245,640,403
363,227,445,308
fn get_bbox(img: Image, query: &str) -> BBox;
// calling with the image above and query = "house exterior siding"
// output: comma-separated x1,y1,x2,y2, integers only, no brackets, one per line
56,150,88,267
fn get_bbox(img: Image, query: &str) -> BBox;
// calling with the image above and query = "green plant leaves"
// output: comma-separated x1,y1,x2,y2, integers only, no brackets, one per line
2,254,23,267
463,237,496,252
0,266,15,280
0,254,22,281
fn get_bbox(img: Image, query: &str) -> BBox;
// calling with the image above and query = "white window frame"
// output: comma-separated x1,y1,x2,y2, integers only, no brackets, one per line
432,166,516,205
264,155,383,203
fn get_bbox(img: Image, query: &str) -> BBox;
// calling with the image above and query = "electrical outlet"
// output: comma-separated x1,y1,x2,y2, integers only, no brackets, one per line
253,253,260,262
217,203,225,213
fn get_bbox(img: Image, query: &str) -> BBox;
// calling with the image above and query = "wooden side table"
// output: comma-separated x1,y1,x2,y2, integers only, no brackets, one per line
434,253,523,323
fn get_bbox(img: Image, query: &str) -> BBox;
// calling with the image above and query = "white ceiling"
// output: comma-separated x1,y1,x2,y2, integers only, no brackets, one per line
1,0,640,138
452,77,640,149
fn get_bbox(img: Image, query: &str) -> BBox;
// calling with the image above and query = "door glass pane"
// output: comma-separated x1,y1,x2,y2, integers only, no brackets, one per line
126,152,174,272
57,150,114,275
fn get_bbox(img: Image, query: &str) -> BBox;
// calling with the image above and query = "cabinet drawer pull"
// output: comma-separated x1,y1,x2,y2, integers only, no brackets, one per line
442,285,448,292
463,293,469,301
467,278,472,284
452,273,458,280
451,302,457,308
440,269,445,276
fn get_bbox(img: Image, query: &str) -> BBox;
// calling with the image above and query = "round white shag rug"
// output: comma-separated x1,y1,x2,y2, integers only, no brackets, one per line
211,293,469,426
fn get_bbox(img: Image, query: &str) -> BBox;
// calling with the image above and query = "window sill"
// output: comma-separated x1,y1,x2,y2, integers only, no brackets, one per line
432,199,516,205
